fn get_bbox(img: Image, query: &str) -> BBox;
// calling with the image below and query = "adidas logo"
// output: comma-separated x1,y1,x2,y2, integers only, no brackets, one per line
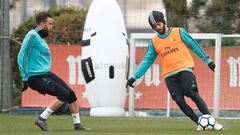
192,81,196,88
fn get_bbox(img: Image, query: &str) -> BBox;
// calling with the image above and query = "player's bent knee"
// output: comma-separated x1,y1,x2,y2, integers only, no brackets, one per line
54,87,77,103
68,90,77,104
57,92,70,103
56,88,71,103
185,90,199,99
174,96,185,105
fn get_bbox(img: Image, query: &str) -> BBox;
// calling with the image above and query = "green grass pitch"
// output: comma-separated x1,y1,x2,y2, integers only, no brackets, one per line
0,114,239,135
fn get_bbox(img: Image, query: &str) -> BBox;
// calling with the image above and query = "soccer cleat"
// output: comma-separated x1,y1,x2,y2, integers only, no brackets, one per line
213,121,223,131
34,118,50,131
196,125,204,131
74,123,92,131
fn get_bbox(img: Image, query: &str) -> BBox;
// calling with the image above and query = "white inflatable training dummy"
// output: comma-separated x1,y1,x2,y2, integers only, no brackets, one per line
81,0,129,116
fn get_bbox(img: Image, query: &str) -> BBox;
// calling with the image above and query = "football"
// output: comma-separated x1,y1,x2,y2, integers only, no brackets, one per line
198,114,216,130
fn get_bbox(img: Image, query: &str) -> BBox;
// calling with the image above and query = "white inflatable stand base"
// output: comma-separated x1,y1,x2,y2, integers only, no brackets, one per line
90,107,125,116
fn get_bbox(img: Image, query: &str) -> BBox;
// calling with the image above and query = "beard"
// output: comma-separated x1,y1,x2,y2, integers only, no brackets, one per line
157,25,166,34
38,29,49,38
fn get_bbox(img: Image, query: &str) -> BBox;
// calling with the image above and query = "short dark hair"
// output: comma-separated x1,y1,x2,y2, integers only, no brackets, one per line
36,12,52,24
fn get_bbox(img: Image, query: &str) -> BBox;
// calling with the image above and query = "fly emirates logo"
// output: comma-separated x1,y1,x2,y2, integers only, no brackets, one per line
160,46,179,58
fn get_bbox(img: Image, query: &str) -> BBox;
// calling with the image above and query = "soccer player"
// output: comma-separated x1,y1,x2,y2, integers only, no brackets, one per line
126,10,223,131
17,12,91,131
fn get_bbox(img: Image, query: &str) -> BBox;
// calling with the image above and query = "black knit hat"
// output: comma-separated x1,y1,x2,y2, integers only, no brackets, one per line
148,11,165,28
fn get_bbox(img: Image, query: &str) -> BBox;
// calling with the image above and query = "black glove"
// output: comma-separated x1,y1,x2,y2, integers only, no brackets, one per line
22,81,28,92
208,61,215,72
126,77,136,88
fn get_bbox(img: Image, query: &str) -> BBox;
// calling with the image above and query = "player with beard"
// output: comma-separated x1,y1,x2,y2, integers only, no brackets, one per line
17,12,91,131
126,10,223,131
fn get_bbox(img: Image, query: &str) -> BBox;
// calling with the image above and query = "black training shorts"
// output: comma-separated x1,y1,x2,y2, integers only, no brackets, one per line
165,71,198,100
28,72,75,102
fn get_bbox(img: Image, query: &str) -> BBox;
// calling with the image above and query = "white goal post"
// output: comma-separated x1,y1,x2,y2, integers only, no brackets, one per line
128,33,222,118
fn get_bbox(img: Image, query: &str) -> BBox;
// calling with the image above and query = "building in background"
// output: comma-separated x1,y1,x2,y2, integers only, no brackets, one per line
83,0,165,33
10,0,85,31
9,0,165,33
10,0,48,30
